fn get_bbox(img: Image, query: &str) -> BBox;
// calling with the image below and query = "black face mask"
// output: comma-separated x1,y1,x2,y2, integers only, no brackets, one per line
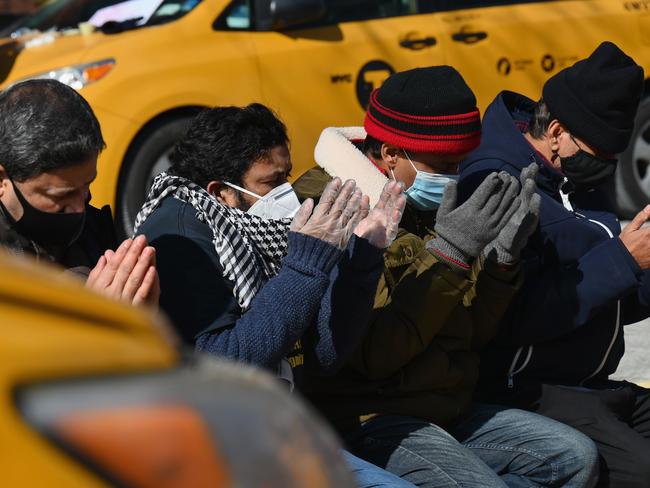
559,142,617,189
0,179,86,249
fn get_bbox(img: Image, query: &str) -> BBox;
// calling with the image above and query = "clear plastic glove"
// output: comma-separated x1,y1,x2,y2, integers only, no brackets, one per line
86,235,160,307
354,180,406,249
484,163,541,265
290,178,367,250
427,171,521,269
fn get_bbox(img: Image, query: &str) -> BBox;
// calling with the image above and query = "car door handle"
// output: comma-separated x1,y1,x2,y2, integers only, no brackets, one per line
451,31,488,44
399,36,437,50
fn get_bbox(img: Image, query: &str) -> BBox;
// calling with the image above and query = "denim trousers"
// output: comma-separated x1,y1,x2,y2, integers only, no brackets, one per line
344,403,599,487
343,450,416,487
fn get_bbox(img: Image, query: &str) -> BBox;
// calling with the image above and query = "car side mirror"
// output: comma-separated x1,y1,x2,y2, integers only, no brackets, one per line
254,0,326,31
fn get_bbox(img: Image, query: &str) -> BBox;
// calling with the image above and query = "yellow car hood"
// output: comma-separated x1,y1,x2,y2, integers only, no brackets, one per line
0,250,178,386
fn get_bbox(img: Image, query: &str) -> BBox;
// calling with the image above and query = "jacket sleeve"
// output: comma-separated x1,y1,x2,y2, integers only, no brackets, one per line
465,256,523,350
459,160,644,346
347,239,473,380
195,231,343,370
621,269,650,325
303,235,385,375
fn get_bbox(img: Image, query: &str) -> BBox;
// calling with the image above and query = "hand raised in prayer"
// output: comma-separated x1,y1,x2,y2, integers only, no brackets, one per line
354,180,406,249
290,177,369,250
86,234,160,308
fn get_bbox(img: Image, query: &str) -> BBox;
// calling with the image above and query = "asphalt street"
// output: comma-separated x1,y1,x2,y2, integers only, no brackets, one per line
612,319,650,384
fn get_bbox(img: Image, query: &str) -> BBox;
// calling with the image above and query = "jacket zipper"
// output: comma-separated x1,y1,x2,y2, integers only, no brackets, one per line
579,217,621,386
508,184,620,388
507,345,533,388
505,161,550,389
505,174,565,389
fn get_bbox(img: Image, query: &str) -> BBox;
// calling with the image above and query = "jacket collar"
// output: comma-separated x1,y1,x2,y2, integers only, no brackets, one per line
314,127,388,206
464,91,566,199
0,205,49,260
315,126,439,235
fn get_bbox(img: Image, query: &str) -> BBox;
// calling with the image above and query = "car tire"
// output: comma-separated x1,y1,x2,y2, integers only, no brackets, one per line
116,116,194,239
615,97,650,218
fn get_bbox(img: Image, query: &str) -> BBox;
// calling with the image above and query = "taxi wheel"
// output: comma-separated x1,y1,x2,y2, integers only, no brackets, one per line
615,97,650,218
116,116,194,238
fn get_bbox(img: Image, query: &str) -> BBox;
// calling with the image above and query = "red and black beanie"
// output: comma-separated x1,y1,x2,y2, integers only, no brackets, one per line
364,66,481,155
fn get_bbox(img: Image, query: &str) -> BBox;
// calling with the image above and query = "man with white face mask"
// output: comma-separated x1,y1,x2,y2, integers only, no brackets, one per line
135,103,417,487
293,66,598,487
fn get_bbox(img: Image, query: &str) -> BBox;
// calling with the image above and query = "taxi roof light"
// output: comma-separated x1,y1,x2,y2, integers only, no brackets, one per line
53,404,231,488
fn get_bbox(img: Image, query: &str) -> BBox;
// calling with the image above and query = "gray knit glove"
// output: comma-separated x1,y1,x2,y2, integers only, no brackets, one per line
484,163,541,265
426,171,521,270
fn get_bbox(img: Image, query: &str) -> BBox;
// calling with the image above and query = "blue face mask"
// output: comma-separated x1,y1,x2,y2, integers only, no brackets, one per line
400,150,459,211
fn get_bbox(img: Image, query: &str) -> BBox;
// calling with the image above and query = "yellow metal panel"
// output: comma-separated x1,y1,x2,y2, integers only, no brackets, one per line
1,0,649,223
0,251,178,486
90,106,140,210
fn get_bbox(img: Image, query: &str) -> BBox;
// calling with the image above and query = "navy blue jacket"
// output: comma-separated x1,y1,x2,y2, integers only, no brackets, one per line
138,197,384,385
458,91,650,393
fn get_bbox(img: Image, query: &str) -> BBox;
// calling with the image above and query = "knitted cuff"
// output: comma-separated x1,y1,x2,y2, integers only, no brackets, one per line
478,253,520,281
285,231,343,274
425,236,472,272
346,234,384,271
483,242,518,266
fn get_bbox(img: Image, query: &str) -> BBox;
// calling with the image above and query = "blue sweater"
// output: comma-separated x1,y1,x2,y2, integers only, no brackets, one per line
138,197,384,382
458,91,650,391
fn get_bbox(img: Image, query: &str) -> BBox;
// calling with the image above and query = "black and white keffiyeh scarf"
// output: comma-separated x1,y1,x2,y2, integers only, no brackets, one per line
133,172,291,311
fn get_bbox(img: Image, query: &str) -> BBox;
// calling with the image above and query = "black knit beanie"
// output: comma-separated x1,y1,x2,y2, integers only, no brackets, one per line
543,41,644,154
364,66,481,155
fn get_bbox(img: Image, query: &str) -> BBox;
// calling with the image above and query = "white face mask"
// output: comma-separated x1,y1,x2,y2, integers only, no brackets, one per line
223,181,301,220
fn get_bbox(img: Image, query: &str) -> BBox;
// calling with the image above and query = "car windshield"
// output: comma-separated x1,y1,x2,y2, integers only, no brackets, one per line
0,0,199,38
145,0,202,26
1,0,131,37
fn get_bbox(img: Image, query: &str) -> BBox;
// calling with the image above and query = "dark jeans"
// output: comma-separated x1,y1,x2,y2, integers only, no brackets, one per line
343,451,416,487
344,403,599,487
518,381,650,488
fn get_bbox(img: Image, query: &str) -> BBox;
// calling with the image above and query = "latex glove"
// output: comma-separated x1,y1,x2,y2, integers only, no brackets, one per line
354,180,406,249
427,171,521,270
87,235,160,307
290,177,366,250
484,163,541,265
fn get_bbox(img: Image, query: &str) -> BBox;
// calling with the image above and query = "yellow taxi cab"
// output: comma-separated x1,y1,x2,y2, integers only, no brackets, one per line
0,0,648,235
0,251,352,487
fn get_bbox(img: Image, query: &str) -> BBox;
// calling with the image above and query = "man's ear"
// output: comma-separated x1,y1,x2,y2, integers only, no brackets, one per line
547,119,566,156
207,180,241,208
0,164,8,197
380,143,400,173
206,180,228,203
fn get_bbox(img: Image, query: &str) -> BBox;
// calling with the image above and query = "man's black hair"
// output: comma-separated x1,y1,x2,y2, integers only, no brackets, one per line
362,134,384,160
169,103,289,189
0,79,105,181
528,98,553,140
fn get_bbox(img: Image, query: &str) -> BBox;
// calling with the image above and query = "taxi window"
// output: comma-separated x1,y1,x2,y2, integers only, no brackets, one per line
215,0,419,31
215,0,251,30
419,0,552,12
317,0,418,25
146,0,202,25
225,0,251,29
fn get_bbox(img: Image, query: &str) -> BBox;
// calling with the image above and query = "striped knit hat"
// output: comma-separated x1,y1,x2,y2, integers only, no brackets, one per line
364,66,481,155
